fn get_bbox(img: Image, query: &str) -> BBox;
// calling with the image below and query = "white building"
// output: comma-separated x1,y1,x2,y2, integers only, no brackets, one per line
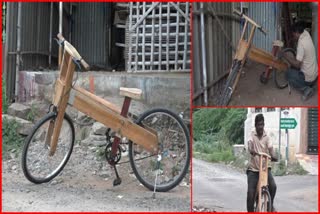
244,108,318,163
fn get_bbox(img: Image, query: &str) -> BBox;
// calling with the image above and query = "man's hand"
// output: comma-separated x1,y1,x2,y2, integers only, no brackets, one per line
271,156,278,162
250,151,257,156
277,50,284,59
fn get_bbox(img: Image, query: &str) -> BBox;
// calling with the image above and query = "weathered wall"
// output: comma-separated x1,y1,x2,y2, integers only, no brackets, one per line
17,71,190,114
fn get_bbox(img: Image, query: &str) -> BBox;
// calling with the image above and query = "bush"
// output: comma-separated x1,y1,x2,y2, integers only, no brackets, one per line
2,117,23,155
193,108,246,145
272,160,308,176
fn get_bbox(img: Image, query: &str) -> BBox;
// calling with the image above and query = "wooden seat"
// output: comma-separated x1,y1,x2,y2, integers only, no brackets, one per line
120,87,142,100
273,40,284,47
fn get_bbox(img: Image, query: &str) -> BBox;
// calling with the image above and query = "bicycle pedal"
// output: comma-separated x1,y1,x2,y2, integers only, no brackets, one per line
113,177,122,186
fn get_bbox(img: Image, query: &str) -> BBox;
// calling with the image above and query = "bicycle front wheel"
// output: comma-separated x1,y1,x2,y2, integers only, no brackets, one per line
255,188,272,212
129,108,190,192
219,60,241,106
273,48,296,89
21,112,75,184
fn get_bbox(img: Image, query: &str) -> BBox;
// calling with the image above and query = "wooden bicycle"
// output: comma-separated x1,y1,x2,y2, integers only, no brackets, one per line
21,34,190,192
254,152,272,212
219,9,296,106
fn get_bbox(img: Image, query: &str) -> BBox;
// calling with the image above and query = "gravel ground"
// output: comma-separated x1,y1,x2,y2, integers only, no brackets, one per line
2,144,190,212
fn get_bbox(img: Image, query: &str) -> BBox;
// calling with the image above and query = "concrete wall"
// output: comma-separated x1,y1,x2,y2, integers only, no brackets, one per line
17,71,190,114
244,108,304,162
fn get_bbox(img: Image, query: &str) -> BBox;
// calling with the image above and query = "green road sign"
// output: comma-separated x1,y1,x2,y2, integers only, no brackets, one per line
280,118,297,129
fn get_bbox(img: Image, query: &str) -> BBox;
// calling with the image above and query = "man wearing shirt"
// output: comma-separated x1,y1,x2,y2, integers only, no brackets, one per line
282,21,318,101
246,114,278,212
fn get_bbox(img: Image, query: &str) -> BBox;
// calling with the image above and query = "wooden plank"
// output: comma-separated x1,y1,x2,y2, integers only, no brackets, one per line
235,40,249,61
58,49,71,81
73,86,121,114
52,79,65,106
248,46,288,71
71,89,158,153
45,120,55,147
49,55,75,156
52,51,72,105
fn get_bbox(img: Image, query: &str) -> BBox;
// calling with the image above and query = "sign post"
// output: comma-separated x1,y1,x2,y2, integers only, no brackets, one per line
280,117,297,166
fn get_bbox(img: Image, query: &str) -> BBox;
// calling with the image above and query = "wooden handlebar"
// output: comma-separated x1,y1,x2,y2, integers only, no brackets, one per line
257,152,271,159
57,33,90,70
233,9,267,34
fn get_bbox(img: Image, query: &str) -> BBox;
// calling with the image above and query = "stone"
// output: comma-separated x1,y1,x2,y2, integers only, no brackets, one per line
92,122,107,135
81,134,106,147
7,103,31,120
34,72,55,85
66,106,78,120
74,126,90,141
2,114,34,136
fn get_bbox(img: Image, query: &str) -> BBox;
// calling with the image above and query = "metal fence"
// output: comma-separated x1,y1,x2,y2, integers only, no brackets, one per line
126,2,191,72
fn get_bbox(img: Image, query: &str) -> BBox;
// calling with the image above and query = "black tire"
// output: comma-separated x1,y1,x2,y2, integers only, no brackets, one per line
219,60,241,106
129,108,190,192
21,112,75,184
254,188,272,212
274,48,296,89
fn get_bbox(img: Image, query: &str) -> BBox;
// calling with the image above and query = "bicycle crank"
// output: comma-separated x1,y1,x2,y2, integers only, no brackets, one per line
105,143,122,165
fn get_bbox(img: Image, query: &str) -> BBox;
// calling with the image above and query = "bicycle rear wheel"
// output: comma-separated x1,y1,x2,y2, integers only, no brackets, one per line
219,60,241,106
273,48,296,89
129,108,190,192
21,112,75,184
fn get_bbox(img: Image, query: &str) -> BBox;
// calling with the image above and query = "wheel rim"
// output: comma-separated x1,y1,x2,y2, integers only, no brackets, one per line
273,69,288,88
130,111,189,190
24,116,73,181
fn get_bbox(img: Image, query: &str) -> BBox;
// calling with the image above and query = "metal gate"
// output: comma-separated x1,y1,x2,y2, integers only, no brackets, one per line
126,2,191,72
307,108,318,154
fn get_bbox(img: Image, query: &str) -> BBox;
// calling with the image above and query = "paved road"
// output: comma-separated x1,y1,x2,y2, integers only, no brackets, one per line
193,158,318,212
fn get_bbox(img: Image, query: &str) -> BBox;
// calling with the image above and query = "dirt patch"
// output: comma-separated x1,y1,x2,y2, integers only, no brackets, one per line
213,61,318,106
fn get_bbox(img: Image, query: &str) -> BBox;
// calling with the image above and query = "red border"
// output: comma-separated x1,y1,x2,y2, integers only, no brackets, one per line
190,3,194,212
1,0,319,2
1,1,319,214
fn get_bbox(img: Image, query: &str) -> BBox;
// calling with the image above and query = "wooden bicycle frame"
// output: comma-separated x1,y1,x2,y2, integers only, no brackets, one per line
231,10,289,91
47,36,158,157
256,152,270,212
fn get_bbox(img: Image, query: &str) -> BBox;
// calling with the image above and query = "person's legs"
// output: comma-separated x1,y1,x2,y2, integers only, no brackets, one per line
268,169,277,210
247,170,259,212
286,68,308,91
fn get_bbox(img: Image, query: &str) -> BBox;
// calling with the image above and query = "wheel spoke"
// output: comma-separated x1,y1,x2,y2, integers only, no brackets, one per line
129,108,190,192
22,113,74,184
